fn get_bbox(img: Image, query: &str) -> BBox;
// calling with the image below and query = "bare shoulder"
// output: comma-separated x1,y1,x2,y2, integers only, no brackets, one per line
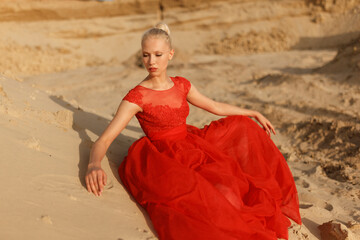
118,99,142,114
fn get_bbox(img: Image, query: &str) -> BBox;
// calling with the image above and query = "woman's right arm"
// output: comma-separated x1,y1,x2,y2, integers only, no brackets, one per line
85,100,141,196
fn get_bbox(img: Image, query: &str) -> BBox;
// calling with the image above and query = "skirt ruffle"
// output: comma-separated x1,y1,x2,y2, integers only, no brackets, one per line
119,116,301,240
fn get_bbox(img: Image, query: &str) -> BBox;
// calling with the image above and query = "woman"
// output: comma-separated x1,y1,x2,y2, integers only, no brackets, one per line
85,23,301,240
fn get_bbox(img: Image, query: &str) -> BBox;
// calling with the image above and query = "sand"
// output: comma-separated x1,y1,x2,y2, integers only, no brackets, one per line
0,0,359,239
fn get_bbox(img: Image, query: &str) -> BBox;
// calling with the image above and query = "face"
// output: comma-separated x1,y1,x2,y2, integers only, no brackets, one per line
142,37,174,77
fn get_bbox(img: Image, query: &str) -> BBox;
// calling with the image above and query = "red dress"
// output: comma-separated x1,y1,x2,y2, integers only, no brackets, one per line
118,76,301,240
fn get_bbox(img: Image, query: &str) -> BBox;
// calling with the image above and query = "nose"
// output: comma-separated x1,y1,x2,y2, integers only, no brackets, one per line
149,54,156,65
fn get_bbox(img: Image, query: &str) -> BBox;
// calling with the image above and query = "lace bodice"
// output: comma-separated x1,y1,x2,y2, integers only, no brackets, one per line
123,76,191,139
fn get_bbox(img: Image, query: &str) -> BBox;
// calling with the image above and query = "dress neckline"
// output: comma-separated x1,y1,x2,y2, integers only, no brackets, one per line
137,77,176,92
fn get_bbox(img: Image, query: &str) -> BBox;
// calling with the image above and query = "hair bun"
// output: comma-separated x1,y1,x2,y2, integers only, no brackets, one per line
155,22,171,36
142,22,172,48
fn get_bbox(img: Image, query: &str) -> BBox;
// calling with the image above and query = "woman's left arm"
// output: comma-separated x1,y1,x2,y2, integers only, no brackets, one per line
187,83,276,136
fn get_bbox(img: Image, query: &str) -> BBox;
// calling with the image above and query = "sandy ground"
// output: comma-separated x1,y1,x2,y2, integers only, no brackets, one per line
1,0,360,239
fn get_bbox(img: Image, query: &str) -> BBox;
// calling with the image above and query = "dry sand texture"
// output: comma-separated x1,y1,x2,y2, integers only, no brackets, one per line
0,0,360,239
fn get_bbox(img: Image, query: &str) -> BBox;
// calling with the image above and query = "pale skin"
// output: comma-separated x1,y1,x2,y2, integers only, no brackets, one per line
85,36,276,196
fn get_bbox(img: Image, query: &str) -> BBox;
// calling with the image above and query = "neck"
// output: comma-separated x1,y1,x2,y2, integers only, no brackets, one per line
144,72,173,90
146,71,168,82
146,73,171,85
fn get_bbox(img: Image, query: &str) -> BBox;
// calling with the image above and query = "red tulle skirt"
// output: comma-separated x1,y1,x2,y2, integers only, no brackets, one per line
119,116,301,240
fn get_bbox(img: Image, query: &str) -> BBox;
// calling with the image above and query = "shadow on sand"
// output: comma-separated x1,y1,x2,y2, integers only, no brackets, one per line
278,32,360,81
50,95,140,187
301,217,320,239
291,32,360,51
50,95,158,236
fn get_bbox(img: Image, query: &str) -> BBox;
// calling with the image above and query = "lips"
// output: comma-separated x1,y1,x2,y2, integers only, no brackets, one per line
149,67,158,72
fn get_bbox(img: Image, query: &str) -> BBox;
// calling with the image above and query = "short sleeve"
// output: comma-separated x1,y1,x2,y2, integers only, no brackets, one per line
174,76,191,95
122,87,143,108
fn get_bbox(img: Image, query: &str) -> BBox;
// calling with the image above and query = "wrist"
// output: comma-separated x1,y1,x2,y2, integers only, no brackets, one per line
249,110,259,118
88,161,101,168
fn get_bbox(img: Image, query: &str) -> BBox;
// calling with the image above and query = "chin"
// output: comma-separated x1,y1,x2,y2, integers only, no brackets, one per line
148,71,161,77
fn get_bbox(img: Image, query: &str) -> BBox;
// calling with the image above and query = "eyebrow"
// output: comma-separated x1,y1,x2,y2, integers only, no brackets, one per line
142,51,164,53
142,51,167,56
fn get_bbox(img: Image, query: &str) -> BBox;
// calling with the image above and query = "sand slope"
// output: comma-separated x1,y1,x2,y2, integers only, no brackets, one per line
0,74,157,239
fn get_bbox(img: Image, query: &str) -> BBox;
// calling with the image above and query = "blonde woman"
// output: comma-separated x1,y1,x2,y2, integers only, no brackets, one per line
85,23,301,240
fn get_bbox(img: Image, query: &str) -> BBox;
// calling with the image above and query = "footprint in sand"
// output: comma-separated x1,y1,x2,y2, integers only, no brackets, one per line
68,194,78,201
136,227,148,233
301,180,310,188
0,83,12,113
0,84,8,98
294,176,310,188
39,215,53,225
299,192,334,212
53,109,73,129
299,203,313,209
325,203,334,211
23,137,41,151
350,210,360,222
135,227,157,239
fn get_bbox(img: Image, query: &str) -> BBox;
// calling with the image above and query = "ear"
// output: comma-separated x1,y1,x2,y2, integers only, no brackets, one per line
168,49,175,60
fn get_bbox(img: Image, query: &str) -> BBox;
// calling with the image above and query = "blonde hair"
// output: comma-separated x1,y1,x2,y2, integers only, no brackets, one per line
142,23,172,49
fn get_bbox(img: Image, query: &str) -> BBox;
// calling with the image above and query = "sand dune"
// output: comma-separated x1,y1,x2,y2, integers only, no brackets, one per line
1,0,359,239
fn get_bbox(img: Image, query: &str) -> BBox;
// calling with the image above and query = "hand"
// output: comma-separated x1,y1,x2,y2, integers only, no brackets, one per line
85,163,107,196
254,112,276,136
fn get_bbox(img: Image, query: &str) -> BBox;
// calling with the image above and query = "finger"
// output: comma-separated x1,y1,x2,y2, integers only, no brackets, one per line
264,125,270,136
85,175,91,193
92,172,100,193
89,177,99,196
268,122,276,135
263,121,271,134
103,172,107,186
267,121,275,131
271,128,276,135
270,126,276,135
97,172,104,195
263,126,269,136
